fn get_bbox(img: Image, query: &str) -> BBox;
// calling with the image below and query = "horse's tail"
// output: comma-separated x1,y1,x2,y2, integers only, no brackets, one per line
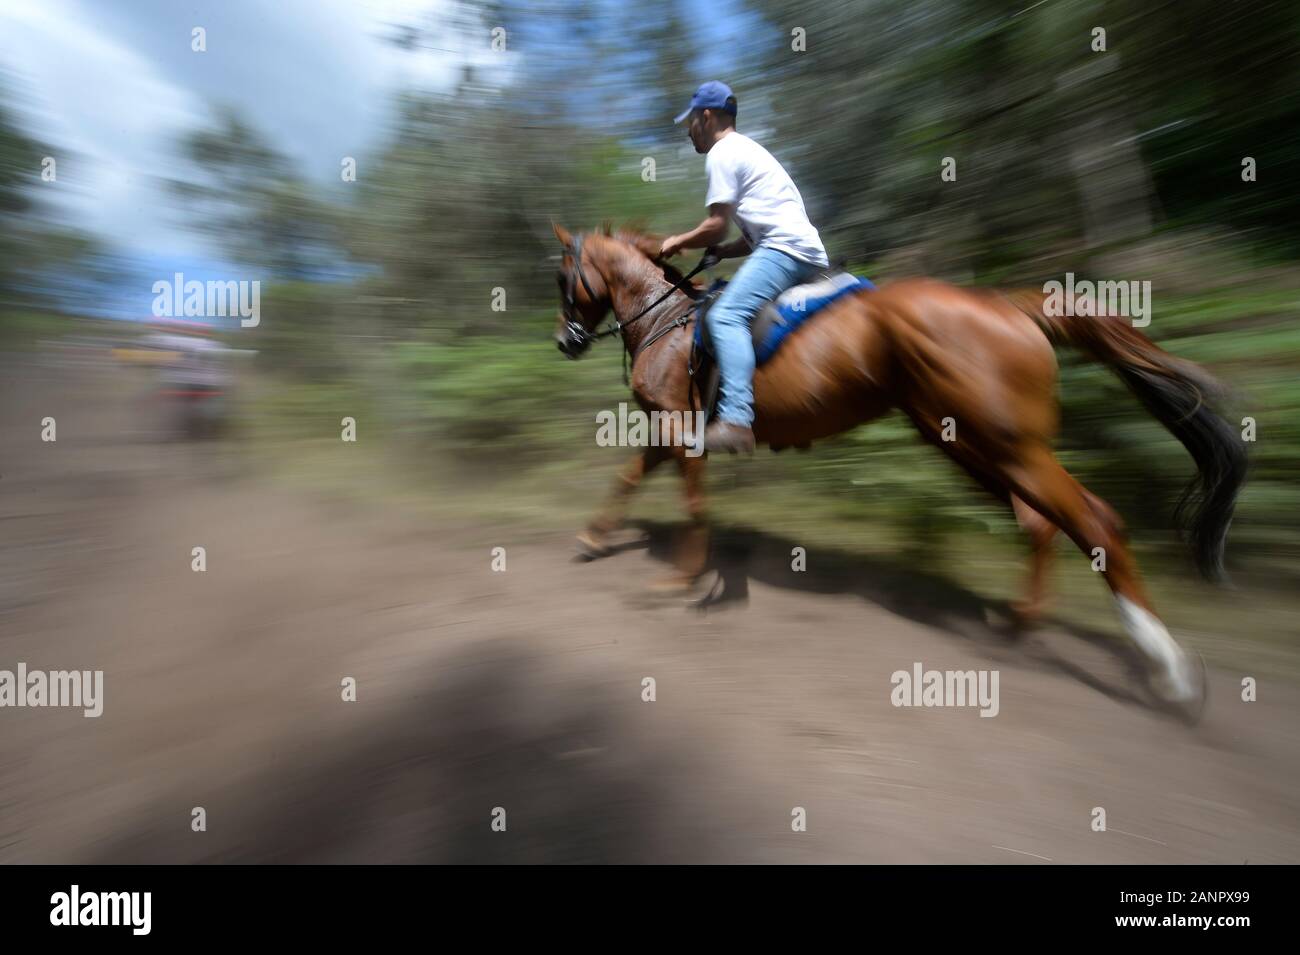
1004,288,1247,581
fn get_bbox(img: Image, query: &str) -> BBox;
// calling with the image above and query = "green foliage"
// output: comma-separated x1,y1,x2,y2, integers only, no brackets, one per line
6,0,1290,592
171,108,341,279
359,289,1299,586
392,336,625,465
0,80,114,308
218,0,1300,586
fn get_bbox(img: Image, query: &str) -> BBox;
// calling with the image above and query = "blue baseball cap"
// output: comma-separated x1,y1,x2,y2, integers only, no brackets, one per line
674,81,737,124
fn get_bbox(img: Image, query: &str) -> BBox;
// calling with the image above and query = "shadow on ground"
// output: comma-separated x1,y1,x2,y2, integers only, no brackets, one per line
627,518,1155,711
88,641,763,864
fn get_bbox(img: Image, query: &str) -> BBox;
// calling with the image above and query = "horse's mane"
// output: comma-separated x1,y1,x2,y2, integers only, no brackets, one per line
598,221,692,289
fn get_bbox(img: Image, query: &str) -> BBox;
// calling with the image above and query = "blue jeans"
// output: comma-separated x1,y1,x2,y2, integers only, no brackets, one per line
706,245,822,427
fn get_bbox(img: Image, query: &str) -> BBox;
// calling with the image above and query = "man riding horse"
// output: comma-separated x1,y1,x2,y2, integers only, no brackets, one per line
550,82,1246,724
659,81,829,454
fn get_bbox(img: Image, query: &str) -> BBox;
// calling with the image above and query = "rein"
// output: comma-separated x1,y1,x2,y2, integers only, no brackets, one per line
564,234,717,383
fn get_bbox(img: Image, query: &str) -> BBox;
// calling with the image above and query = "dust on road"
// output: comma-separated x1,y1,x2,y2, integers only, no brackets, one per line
2,356,1298,863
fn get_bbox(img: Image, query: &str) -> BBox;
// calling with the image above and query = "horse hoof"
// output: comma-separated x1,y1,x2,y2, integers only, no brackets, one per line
574,531,613,560
1150,651,1209,725
620,574,701,610
646,575,696,595
1007,600,1046,630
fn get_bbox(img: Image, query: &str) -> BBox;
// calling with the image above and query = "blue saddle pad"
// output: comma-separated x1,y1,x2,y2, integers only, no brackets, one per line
694,272,875,366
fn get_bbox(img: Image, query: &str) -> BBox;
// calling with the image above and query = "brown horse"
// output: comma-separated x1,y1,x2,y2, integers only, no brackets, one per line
551,223,1246,721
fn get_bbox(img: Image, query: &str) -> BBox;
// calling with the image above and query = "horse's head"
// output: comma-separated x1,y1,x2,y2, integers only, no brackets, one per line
551,223,674,359
552,222,611,359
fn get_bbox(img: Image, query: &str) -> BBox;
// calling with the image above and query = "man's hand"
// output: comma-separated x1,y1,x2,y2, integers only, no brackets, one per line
660,206,732,260
659,234,686,259
714,237,752,260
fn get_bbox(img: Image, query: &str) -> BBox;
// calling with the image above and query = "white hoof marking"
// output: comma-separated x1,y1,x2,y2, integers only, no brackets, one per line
1115,597,1198,702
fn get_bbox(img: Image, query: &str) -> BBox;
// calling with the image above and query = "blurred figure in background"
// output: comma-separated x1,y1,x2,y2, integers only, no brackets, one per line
143,321,231,440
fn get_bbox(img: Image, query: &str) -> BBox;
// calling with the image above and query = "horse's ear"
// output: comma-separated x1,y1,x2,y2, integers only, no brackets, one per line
551,221,573,248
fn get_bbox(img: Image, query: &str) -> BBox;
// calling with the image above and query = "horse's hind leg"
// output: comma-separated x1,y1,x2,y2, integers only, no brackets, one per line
923,456,1059,626
999,445,1205,717
577,446,668,558
1008,490,1125,626
1010,494,1057,626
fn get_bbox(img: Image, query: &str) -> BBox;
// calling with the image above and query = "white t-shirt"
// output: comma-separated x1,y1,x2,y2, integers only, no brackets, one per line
705,131,829,268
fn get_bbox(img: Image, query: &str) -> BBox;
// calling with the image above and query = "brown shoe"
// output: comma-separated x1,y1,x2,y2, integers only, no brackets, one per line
704,421,756,454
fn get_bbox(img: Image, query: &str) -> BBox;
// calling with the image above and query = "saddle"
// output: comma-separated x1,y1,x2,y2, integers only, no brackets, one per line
689,270,875,425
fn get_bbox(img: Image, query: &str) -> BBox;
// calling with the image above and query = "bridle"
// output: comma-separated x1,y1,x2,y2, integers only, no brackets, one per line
560,233,604,352
562,234,717,376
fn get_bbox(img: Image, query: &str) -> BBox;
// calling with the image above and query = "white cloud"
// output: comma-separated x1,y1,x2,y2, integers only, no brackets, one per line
0,0,511,259
1,0,205,253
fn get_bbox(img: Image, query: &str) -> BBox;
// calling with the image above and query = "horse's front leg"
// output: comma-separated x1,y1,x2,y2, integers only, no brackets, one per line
646,446,709,591
576,446,668,558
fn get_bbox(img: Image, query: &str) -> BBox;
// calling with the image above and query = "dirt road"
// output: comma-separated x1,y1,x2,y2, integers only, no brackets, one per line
2,355,1298,863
